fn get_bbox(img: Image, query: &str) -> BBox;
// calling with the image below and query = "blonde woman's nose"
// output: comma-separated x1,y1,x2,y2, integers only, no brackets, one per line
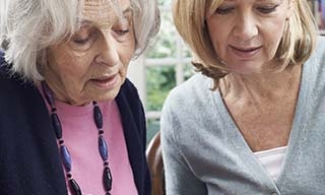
233,13,258,41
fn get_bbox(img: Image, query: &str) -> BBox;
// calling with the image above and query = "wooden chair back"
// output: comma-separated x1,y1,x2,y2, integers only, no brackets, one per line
146,131,165,195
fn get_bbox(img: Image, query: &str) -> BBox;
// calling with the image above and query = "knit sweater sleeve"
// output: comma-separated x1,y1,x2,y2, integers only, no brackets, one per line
160,82,207,195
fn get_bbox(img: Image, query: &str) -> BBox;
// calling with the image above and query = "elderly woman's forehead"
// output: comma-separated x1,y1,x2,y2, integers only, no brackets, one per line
81,0,131,22
83,0,131,10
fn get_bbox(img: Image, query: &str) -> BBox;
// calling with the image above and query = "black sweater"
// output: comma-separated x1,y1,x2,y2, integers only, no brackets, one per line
0,55,151,195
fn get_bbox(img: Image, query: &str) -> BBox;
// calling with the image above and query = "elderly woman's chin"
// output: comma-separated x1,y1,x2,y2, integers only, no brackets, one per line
53,74,126,106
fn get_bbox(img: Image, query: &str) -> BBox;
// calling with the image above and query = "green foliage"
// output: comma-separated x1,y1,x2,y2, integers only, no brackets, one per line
146,11,177,58
145,2,179,111
145,1,195,142
146,66,176,111
158,0,172,6
144,4,195,111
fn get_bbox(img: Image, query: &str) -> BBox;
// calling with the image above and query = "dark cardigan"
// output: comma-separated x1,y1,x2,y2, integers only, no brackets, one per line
0,55,151,195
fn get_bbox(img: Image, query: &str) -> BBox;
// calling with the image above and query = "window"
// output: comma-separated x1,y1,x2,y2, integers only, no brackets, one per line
127,1,193,142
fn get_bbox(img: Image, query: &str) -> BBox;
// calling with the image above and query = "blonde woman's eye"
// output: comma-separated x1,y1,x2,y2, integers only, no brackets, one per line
216,6,234,15
257,4,280,14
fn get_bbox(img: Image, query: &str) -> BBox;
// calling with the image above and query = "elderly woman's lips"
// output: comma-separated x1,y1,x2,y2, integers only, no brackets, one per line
90,75,118,89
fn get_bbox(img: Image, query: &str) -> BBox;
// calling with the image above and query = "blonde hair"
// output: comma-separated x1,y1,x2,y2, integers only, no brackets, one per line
173,0,318,87
0,0,160,81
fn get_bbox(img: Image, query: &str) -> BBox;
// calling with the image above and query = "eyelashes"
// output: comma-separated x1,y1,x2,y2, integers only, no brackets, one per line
71,29,130,46
72,37,90,45
256,4,280,14
113,29,130,36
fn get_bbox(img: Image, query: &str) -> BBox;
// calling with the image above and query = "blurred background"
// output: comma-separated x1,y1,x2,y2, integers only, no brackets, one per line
128,0,194,144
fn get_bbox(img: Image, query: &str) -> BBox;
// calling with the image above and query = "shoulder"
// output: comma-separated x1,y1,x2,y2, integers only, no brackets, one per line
0,52,50,136
161,73,216,137
116,78,145,124
0,52,35,96
0,51,11,79
310,36,325,63
0,52,46,121
168,73,212,99
303,36,325,77
117,79,143,114
163,73,214,114
314,36,325,59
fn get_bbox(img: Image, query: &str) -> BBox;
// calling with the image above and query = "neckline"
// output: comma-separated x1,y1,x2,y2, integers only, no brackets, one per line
55,100,94,116
254,146,287,157
212,59,312,186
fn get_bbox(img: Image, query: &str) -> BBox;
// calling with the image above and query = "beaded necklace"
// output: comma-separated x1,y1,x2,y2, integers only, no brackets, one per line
41,82,113,195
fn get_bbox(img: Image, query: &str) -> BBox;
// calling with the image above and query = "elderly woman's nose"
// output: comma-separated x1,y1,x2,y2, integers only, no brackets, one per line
95,35,119,66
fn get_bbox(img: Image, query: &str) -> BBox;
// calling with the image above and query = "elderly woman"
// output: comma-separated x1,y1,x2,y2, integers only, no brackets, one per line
0,0,159,195
161,0,325,194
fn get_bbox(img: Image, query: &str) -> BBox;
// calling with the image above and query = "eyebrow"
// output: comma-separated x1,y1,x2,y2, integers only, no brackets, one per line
123,7,133,15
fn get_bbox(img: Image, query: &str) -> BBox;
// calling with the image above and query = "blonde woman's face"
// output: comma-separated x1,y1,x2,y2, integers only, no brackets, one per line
45,0,135,105
206,0,293,74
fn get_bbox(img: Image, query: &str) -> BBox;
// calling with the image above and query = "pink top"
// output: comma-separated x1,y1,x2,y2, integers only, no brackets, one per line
40,90,138,195
254,146,287,181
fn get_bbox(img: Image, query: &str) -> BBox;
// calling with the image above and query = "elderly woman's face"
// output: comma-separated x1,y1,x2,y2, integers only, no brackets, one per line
206,0,293,74
45,0,135,105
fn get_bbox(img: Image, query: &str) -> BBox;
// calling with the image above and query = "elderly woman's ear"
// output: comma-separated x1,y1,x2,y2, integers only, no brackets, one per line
1,39,9,51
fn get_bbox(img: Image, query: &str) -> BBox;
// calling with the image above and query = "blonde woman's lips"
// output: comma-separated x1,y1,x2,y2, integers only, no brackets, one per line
230,45,262,59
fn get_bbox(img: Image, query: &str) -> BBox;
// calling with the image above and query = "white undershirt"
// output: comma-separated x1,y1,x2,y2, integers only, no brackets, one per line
254,146,287,180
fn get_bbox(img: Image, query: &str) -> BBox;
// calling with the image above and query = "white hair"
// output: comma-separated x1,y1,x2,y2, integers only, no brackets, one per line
0,0,160,81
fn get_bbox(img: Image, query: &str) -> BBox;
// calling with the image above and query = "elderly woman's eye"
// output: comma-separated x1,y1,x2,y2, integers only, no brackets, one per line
114,29,130,36
72,38,89,45
113,16,131,37
69,33,95,50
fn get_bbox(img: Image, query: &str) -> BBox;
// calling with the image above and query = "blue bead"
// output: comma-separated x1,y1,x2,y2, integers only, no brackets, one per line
93,106,103,129
60,145,72,172
103,167,112,191
51,113,62,139
69,179,82,195
99,136,108,161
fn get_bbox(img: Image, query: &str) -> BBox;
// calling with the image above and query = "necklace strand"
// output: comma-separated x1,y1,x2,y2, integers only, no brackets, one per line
41,82,113,195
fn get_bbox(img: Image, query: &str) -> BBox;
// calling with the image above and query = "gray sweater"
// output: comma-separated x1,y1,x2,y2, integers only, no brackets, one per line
161,36,325,195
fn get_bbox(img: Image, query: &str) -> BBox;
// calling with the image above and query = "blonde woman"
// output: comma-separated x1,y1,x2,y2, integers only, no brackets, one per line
161,0,325,194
